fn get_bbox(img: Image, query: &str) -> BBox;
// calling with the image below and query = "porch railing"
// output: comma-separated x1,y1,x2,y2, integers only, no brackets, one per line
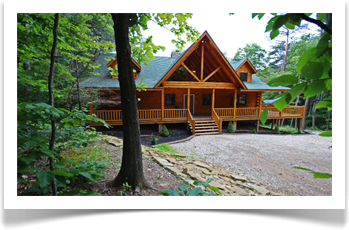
215,108,259,117
93,108,188,122
212,109,222,133
164,109,187,119
93,110,122,121
187,109,195,134
138,109,161,120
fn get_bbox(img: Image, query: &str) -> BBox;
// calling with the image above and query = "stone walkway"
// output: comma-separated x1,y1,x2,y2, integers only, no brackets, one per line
103,135,282,196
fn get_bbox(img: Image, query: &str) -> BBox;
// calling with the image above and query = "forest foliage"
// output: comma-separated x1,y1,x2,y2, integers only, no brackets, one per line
230,13,332,132
17,13,199,195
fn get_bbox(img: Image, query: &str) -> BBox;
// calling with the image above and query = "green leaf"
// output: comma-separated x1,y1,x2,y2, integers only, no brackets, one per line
267,75,299,86
260,108,268,125
207,186,221,195
313,172,332,179
252,13,258,19
285,22,295,29
49,170,74,177
187,187,203,196
288,14,302,26
301,62,324,80
273,15,289,30
303,80,326,98
316,33,331,59
160,189,181,196
317,13,326,22
52,163,65,169
273,95,288,111
288,83,307,102
319,130,332,137
293,166,312,172
325,79,332,90
252,13,265,20
297,48,317,75
79,171,97,182
36,171,54,188
39,148,57,159
270,30,279,40
177,184,189,196
55,175,67,188
316,100,332,110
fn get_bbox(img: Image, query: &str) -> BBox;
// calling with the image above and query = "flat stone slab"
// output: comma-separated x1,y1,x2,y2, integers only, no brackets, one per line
247,183,270,195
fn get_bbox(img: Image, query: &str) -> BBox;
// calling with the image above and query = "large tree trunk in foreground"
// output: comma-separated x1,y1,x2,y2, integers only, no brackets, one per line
48,13,60,196
110,13,150,190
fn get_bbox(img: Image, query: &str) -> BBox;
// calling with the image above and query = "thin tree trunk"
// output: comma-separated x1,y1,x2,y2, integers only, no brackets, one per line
75,60,82,110
282,28,289,72
312,93,322,132
326,110,331,130
48,13,59,196
110,13,150,190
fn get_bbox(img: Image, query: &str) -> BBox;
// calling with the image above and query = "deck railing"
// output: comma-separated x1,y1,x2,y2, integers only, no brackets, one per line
138,109,162,120
92,106,305,124
212,109,222,133
164,109,187,119
215,108,235,117
282,106,305,116
93,110,122,121
187,109,195,134
236,107,259,117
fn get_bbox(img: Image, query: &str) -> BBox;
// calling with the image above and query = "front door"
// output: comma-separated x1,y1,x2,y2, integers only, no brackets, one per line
183,94,195,114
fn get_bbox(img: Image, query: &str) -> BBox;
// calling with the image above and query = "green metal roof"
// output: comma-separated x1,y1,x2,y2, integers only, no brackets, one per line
80,53,289,91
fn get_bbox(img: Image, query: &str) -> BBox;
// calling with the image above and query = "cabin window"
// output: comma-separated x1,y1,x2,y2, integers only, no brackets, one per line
237,95,247,105
203,94,211,106
165,94,175,106
239,72,248,82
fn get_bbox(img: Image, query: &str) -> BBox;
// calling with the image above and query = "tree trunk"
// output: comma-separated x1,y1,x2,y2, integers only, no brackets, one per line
110,13,150,190
312,93,322,132
75,60,82,110
282,28,289,72
48,13,59,196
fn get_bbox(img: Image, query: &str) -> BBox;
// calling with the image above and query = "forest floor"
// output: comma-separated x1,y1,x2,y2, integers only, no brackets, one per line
17,123,327,196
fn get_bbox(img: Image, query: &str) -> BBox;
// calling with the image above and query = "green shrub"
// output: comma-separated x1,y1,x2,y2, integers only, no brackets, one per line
297,129,303,134
227,121,235,133
151,135,157,145
274,125,280,134
160,125,169,137
252,129,257,134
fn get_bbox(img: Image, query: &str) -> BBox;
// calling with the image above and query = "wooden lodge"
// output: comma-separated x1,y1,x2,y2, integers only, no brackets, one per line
81,31,305,135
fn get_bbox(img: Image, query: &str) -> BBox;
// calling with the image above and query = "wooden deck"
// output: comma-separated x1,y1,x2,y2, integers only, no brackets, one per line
91,106,305,129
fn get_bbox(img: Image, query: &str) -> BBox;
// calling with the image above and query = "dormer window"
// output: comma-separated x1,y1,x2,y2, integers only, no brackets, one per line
239,72,248,82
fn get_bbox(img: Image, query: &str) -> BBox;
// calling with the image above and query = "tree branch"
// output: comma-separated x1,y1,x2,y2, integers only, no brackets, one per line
290,13,332,35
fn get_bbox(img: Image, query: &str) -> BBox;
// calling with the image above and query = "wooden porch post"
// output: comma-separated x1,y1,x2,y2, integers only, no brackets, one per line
187,88,190,113
211,88,215,117
89,89,93,115
271,119,274,130
257,120,260,132
258,91,263,116
161,88,164,120
234,89,237,118
278,119,281,127
298,118,302,131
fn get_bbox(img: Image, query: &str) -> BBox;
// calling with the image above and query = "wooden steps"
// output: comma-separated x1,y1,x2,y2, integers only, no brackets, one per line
188,119,220,136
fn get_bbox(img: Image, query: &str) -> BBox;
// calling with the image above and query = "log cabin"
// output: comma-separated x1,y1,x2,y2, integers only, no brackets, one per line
81,31,305,135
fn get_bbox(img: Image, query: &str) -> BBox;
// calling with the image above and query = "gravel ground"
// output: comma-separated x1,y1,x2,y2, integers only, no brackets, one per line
171,133,332,196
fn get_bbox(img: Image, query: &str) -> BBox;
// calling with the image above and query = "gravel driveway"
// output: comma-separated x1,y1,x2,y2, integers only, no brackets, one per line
171,133,332,196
